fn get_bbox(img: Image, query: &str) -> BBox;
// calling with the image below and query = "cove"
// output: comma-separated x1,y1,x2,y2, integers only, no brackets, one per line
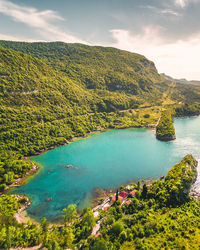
10,116,200,221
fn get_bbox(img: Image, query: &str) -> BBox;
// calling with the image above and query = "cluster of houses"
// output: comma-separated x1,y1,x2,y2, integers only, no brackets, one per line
99,185,137,211
92,185,137,236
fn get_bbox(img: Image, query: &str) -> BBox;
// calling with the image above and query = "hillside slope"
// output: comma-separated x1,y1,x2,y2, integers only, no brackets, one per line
1,45,159,161
0,42,200,191
2,41,200,106
0,41,165,96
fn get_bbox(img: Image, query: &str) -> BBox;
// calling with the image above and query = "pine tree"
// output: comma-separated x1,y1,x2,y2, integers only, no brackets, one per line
116,189,119,201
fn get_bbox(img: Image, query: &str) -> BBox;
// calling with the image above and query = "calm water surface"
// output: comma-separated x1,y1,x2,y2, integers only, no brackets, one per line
10,116,200,221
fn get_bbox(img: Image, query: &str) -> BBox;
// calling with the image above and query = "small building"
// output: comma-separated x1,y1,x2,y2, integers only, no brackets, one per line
130,190,137,197
126,185,134,190
93,211,100,218
95,233,102,237
118,191,129,198
112,195,123,202
125,200,132,205
112,191,128,202
103,205,110,211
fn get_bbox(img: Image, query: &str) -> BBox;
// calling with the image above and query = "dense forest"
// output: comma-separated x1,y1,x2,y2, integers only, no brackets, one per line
0,41,200,249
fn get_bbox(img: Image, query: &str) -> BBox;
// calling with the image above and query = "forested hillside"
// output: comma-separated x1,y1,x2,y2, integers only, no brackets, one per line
0,40,200,249
0,41,163,94
156,110,176,141
0,44,163,191
0,41,200,191
1,40,200,105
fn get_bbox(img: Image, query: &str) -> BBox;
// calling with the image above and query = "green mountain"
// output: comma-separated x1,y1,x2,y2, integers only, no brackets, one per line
0,41,163,94
0,42,169,157
0,41,200,249
0,41,200,189
0,43,169,191
1,41,200,105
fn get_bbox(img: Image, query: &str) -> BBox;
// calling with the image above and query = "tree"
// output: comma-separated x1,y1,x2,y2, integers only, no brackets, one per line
51,240,60,250
5,226,15,250
90,238,108,250
116,189,119,201
82,208,95,229
62,204,77,225
137,181,141,191
111,221,124,237
40,217,49,232
62,227,74,248
141,184,148,199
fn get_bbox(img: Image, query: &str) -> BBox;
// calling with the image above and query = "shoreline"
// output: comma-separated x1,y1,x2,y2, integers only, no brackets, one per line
2,164,40,195
14,195,31,224
3,114,200,224
26,129,110,158
12,194,40,225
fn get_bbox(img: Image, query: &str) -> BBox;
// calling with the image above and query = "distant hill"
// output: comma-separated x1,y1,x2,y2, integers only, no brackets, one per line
161,73,200,86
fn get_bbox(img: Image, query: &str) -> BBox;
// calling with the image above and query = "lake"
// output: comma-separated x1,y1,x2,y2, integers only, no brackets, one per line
10,116,200,221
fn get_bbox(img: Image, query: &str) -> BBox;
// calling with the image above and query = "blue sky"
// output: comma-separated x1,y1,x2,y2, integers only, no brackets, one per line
0,0,200,79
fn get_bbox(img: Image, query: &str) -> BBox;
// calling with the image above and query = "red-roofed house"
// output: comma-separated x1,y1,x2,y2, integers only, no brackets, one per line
130,190,137,197
103,205,110,211
112,191,128,202
125,200,132,205
118,191,129,198
112,195,123,202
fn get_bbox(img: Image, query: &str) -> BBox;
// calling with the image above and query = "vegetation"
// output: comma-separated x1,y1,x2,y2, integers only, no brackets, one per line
0,155,199,249
148,155,197,206
156,110,176,141
0,41,200,248
175,103,200,117
0,195,42,249
0,42,166,190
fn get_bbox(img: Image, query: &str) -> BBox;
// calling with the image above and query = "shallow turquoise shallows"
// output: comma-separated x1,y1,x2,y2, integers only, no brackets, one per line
10,116,200,221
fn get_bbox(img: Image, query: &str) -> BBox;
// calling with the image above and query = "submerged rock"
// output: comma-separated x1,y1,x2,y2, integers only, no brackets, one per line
66,164,72,168
45,197,52,202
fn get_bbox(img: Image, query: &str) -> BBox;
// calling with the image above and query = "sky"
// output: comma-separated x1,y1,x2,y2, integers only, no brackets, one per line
0,0,200,80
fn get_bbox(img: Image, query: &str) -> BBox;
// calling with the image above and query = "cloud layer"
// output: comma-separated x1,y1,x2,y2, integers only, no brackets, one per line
110,27,200,80
0,0,200,79
0,0,86,43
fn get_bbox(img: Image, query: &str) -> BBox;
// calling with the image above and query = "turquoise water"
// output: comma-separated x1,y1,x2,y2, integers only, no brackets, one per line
10,116,200,221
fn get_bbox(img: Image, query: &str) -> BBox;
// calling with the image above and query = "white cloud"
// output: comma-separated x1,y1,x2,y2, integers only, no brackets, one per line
0,0,86,43
143,5,181,16
110,27,200,80
0,33,44,42
174,0,200,8
175,0,187,8
160,9,181,16
111,26,165,49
